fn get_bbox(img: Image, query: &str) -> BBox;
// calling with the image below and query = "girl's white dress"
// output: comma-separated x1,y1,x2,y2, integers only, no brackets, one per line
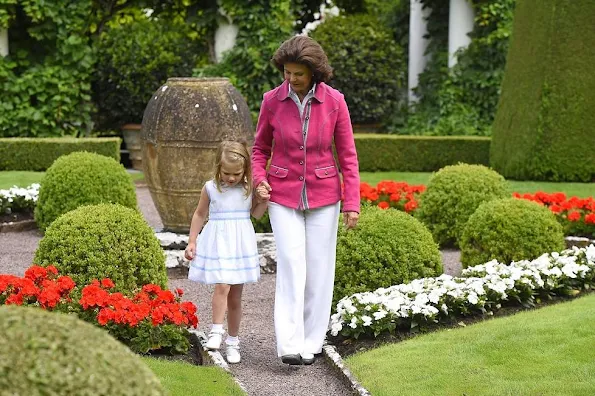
188,180,260,284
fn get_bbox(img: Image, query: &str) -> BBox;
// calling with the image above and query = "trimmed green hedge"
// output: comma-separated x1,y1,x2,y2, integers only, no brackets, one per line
491,0,595,182
0,138,121,171
355,135,490,172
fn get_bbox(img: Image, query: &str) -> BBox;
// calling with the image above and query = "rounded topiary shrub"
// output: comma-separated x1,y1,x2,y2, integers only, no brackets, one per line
0,305,166,395
35,203,167,294
35,151,137,231
416,163,508,247
460,198,566,268
334,205,443,307
310,14,405,124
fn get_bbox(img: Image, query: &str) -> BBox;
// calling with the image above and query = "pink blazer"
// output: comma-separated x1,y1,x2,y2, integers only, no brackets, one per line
252,81,360,213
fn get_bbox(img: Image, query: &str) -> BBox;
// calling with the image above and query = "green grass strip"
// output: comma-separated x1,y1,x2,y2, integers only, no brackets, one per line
142,358,245,396
346,293,595,395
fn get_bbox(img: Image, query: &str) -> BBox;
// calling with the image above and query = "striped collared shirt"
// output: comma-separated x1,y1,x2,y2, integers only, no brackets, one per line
287,83,316,210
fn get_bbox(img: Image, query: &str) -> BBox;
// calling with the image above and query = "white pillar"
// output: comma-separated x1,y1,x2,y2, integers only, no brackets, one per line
214,6,238,63
408,0,431,103
448,0,475,68
0,28,8,57
214,22,238,63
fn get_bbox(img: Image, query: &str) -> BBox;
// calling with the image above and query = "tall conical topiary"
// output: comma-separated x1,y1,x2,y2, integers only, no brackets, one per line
490,0,595,182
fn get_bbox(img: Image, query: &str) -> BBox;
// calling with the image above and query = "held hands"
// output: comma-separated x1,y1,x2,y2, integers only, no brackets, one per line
184,242,196,260
343,211,359,229
256,180,272,203
256,179,357,228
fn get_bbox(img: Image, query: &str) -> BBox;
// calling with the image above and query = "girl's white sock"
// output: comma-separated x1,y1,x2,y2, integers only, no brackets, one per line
211,324,224,333
226,335,239,345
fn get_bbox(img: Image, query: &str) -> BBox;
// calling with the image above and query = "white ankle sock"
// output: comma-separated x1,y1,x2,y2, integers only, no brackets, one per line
211,324,224,333
226,335,239,345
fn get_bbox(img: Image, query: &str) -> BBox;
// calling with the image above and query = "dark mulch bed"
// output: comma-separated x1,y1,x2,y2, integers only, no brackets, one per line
0,211,33,224
327,291,593,357
143,331,204,366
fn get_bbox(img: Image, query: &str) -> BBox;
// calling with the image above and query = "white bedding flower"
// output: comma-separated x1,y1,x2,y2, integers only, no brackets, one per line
330,245,595,338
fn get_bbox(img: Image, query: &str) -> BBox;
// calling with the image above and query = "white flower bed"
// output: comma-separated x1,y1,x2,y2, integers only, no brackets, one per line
0,184,40,214
330,245,595,338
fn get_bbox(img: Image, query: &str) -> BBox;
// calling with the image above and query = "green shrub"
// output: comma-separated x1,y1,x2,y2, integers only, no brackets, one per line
334,205,443,307
491,0,595,182
0,3,94,137
460,198,566,268
310,13,405,125
416,164,508,247
0,305,166,395
354,134,491,172
195,0,294,122
0,138,120,171
35,203,167,295
93,16,204,130
34,151,137,231
252,211,272,233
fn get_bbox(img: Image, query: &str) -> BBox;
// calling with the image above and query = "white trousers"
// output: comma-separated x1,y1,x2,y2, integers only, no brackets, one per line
268,201,341,357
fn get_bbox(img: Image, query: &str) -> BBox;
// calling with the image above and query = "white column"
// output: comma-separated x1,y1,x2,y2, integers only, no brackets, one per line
214,22,238,63
214,6,238,63
448,0,475,68
408,0,431,103
0,28,8,57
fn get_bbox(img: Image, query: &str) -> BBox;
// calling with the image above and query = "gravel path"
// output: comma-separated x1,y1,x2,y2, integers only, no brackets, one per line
0,186,463,396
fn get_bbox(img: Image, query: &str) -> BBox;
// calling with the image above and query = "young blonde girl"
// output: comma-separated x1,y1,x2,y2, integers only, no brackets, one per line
185,140,268,364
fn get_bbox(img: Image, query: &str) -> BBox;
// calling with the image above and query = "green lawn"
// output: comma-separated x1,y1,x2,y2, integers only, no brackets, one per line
346,293,595,396
0,170,144,189
361,171,595,198
1,170,593,198
142,358,245,396
0,171,45,189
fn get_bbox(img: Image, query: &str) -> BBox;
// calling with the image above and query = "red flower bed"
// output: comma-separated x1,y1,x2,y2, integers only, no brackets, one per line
513,192,595,237
360,181,425,213
360,181,595,238
0,266,199,354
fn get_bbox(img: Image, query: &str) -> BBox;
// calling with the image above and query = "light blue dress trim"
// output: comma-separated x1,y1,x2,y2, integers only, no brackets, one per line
196,253,259,261
190,263,260,272
208,216,251,221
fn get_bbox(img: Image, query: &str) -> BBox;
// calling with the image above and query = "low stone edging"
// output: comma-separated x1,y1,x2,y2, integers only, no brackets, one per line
158,231,595,276
0,219,37,233
187,328,248,393
323,344,372,395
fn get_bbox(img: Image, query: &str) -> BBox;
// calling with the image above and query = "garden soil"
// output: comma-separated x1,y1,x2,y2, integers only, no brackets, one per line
0,185,463,396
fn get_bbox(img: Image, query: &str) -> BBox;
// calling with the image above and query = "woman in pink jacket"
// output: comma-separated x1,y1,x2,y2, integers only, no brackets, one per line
252,35,360,366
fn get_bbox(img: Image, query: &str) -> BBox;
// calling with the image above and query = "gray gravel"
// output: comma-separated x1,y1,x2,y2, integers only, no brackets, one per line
0,185,463,396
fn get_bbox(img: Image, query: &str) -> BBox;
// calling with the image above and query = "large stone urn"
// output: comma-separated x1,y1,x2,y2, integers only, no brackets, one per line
141,78,254,233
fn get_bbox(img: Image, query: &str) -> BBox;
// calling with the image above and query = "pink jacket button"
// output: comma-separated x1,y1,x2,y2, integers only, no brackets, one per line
299,176,304,180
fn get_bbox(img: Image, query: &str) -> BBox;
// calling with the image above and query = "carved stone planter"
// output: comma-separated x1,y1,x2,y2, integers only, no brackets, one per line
141,78,253,233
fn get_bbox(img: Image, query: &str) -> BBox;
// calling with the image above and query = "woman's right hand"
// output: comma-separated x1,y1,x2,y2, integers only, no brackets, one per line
184,242,196,260
256,180,272,201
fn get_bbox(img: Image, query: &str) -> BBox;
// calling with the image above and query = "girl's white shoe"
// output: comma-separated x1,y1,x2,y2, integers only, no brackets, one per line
205,331,224,350
226,344,241,364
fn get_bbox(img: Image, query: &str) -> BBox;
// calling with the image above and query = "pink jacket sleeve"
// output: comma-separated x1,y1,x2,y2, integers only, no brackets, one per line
334,96,360,213
252,96,272,188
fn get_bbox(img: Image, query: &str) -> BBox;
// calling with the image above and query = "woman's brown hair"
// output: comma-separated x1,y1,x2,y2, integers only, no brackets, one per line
213,140,253,197
271,35,333,83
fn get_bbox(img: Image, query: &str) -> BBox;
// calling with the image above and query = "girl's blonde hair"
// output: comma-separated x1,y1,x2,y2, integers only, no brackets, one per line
213,140,252,197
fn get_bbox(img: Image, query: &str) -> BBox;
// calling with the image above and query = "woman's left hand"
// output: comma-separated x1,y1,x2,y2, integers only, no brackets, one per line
343,211,359,229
